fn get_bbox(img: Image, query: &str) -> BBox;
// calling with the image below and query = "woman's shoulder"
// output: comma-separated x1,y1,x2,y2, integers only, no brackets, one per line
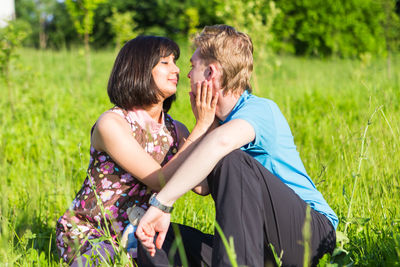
91,107,139,153
97,107,128,124
94,108,132,135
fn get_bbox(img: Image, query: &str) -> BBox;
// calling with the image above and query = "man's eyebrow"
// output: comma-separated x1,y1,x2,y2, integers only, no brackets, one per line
189,58,193,63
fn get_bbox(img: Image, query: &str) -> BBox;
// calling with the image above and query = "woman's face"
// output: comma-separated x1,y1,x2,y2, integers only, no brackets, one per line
151,54,180,99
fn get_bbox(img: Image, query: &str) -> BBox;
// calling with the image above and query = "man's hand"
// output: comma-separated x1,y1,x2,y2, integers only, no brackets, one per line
136,206,171,257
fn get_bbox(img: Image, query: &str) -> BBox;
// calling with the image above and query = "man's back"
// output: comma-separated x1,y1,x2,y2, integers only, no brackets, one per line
222,90,338,229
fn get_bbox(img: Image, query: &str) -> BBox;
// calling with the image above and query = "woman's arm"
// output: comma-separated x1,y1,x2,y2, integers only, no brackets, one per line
173,120,210,196
92,112,164,190
191,118,220,195
91,81,218,192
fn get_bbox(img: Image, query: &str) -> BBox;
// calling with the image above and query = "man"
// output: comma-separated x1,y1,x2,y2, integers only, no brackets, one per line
136,25,338,266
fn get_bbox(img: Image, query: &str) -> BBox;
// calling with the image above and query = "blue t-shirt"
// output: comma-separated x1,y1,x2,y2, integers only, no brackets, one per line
222,90,338,229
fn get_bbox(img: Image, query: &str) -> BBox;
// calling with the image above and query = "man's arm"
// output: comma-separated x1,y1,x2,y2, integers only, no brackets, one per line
157,118,255,205
136,118,255,255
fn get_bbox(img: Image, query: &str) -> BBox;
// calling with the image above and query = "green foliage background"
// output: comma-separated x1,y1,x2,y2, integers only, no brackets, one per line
271,0,387,57
14,0,400,57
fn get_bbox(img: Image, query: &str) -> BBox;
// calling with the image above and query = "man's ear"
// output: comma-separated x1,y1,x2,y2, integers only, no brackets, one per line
206,63,220,81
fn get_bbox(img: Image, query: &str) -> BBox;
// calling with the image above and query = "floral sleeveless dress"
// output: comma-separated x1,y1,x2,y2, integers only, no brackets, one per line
56,107,179,263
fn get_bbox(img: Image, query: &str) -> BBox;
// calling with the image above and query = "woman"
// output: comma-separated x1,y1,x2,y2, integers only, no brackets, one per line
56,36,217,265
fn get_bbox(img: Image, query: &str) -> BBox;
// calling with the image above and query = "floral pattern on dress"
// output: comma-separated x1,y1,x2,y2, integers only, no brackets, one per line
56,107,179,263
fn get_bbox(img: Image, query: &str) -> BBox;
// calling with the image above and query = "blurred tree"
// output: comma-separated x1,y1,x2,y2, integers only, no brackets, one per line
106,8,138,50
65,0,107,76
46,2,78,49
37,0,55,49
144,0,218,38
0,20,30,115
184,7,200,39
89,0,159,48
65,0,107,52
14,0,39,47
272,0,387,57
396,0,400,15
0,20,30,82
15,0,77,48
380,0,400,78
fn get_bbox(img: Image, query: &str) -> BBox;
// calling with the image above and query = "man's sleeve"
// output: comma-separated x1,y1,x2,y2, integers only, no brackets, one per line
228,100,275,150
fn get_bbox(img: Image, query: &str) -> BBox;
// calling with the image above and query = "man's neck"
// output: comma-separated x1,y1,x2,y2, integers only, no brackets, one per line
217,89,244,121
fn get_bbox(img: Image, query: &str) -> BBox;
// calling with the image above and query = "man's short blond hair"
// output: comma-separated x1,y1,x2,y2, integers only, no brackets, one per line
194,25,253,94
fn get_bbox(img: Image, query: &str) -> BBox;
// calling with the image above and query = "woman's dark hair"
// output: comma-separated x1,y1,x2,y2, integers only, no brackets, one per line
107,36,180,111
163,94,176,113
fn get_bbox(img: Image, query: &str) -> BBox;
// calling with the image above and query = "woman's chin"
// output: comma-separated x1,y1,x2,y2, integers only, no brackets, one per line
163,89,177,98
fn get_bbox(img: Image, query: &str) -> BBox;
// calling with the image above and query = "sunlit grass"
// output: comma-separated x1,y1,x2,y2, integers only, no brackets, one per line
0,45,399,265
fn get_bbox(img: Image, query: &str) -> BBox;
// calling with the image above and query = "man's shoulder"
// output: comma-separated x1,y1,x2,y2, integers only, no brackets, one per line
226,94,277,132
238,93,277,113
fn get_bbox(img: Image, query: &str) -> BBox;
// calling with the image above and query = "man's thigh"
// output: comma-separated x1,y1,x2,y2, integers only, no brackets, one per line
207,150,335,266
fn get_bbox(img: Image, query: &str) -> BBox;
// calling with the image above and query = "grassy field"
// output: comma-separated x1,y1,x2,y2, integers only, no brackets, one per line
0,45,399,266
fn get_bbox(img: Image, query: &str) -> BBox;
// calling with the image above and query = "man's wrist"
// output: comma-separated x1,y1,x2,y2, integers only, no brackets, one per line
157,192,176,207
149,193,174,213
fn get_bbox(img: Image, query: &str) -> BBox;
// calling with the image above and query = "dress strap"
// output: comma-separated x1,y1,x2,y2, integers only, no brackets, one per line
109,106,135,128
168,115,179,143
90,124,96,136
164,114,179,147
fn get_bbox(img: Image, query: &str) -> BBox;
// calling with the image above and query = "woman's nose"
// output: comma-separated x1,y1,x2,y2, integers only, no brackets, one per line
173,63,180,73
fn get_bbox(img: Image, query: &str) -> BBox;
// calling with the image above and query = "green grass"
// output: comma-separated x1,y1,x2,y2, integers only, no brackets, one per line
0,45,399,266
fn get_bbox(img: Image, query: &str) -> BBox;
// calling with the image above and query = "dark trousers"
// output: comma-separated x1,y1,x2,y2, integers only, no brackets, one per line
137,150,336,267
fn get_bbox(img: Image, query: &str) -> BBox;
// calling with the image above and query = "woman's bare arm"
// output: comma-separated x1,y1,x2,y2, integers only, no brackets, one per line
91,81,218,192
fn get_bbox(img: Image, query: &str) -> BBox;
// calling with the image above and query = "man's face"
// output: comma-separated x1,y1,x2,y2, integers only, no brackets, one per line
187,49,210,95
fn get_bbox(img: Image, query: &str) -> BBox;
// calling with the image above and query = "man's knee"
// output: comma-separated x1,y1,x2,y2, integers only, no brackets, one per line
215,149,250,170
207,149,252,192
